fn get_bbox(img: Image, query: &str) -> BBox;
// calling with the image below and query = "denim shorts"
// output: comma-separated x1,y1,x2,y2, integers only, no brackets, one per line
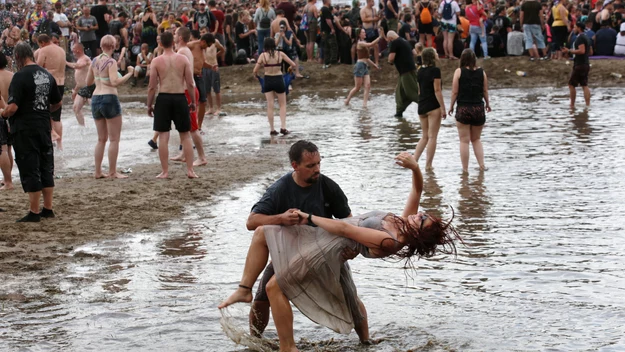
523,24,546,50
353,61,369,77
91,94,122,119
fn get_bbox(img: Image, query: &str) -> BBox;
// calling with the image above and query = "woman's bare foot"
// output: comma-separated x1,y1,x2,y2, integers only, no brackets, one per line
187,170,199,179
0,183,14,190
108,172,129,179
156,172,169,179
425,165,434,171
170,153,185,162
95,173,108,179
193,158,208,166
218,286,253,309
344,99,350,106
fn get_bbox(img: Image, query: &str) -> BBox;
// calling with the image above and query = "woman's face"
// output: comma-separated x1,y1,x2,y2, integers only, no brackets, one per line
408,212,433,232
359,29,366,40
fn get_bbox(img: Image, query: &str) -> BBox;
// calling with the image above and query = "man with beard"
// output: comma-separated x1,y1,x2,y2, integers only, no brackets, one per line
0,43,62,222
245,140,371,345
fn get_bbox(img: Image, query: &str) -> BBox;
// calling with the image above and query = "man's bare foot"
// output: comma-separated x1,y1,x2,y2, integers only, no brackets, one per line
108,172,129,179
0,183,14,190
156,172,169,179
214,109,221,117
187,170,199,179
56,141,63,150
207,110,214,116
95,173,108,179
344,99,350,106
193,159,208,166
170,154,185,162
425,165,434,171
218,287,253,309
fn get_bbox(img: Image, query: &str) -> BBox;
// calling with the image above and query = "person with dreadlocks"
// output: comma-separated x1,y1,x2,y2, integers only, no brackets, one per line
219,151,461,351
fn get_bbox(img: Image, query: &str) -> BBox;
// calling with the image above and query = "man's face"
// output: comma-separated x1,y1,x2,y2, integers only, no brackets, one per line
36,2,42,11
84,7,90,16
52,36,59,45
55,5,62,13
169,14,175,22
293,151,321,184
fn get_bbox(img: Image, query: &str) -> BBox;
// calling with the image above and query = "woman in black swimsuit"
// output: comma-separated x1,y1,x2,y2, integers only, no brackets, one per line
253,38,297,136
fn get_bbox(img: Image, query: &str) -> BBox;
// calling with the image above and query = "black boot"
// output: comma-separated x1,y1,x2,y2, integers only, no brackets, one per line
41,208,55,218
17,211,41,223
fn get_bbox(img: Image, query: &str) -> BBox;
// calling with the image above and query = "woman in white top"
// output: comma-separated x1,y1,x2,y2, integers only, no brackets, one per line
438,0,461,59
615,23,625,56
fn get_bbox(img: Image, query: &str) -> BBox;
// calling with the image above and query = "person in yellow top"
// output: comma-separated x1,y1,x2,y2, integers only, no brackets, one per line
550,0,569,60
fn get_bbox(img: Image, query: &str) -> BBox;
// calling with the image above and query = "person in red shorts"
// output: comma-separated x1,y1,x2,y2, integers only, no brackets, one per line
168,27,208,166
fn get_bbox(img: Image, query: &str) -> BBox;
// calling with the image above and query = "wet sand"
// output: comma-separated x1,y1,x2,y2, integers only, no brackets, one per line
0,151,284,276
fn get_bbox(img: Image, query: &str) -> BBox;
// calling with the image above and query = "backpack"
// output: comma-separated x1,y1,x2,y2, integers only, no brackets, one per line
300,11,309,31
420,2,432,24
259,9,271,28
442,0,454,20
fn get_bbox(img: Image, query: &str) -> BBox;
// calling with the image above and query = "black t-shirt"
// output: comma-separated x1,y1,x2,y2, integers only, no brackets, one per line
487,33,505,57
389,37,416,74
251,172,351,220
195,11,216,29
398,22,412,39
493,15,512,41
573,32,590,66
235,21,250,54
8,65,61,134
109,19,123,36
90,4,110,37
385,0,399,19
594,27,617,56
417,66,441,104
320,6,333,33
521,0,542,25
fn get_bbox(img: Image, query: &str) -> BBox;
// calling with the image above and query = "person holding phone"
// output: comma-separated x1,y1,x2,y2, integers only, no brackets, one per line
76,6,99,58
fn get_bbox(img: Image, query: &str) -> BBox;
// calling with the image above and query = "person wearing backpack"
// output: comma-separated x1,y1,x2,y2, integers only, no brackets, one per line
438,0,461,59
302,0,319,62
254,0,276,54
416,0,435,47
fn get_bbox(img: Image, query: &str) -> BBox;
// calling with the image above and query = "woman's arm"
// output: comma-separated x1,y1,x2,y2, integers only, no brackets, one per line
434,77,446,119
448,67,460,115
395,152,423,217
107,61,133,87
483,71,491,112
295,210,395,257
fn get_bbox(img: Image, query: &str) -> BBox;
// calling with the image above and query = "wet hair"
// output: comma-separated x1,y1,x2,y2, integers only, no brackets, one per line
37,34,50,44
263,37,277,57
276,9,285,16
14,43,34,63
100,34,116,50
191,29,201,40
161,31,174,48
289,140,319,164
459,48,477,69
0,52,7,70
421,47,437,66
178,26,191,42
201,33,215,44
383,210,461,261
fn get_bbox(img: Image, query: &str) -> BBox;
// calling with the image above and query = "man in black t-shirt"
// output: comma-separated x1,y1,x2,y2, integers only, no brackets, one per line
320,0,338,67
493,6,512,54
0,43,62,222
387,31,419,118
246,140,371,345
563,22,591,108
90,0,111,49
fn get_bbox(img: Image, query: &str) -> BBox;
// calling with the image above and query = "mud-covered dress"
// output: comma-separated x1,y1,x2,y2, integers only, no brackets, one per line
264,210,395,334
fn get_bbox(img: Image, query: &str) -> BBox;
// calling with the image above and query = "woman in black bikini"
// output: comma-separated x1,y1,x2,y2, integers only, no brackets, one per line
253,37,297,136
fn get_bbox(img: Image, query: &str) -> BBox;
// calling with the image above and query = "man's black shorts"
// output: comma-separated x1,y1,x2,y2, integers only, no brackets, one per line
50,85,64,122
569,64,589,87
153,93,191,133
193,74,207,103
12,128,55,193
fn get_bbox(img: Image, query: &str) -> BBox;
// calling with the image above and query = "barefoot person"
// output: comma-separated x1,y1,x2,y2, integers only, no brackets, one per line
0,43,63,222
416,48,446,170
0,52,14,191
253,37,297,135
219,151,461,352
241,140,370,343
448,49,490,173
562,22,591,108
344,29,380,108
67,44,92,126
147,31,198,179
387,31,419,118
188,31,214,134
202,33,225,119
169,27,208,167
36,34,66,150
86,35,135,179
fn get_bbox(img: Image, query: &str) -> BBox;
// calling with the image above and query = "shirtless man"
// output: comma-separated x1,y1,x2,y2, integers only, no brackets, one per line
36,34,66,150
147,31,198,179
169,26,208,167
202,33,225,118
360,0,381,65
66,43,92,126
188,31,216,134
0,52,14,191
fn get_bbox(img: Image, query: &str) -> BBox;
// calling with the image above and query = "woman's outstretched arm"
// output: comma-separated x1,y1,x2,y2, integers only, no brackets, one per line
395,152,423,217
295,211,395,257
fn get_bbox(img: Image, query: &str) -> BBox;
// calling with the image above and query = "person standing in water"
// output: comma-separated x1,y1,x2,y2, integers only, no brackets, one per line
448,49,490,174
36,34,66,150
387,31,419,118
562,22,591,108
147,31,198,179
0,52,14,191
344,28,380,108
67,44,93,127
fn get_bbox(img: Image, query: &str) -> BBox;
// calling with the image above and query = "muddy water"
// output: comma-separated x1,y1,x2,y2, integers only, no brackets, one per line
2,88,625,351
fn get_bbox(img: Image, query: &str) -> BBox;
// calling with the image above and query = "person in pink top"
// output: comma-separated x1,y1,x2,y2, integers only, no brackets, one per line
466,0,490,59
